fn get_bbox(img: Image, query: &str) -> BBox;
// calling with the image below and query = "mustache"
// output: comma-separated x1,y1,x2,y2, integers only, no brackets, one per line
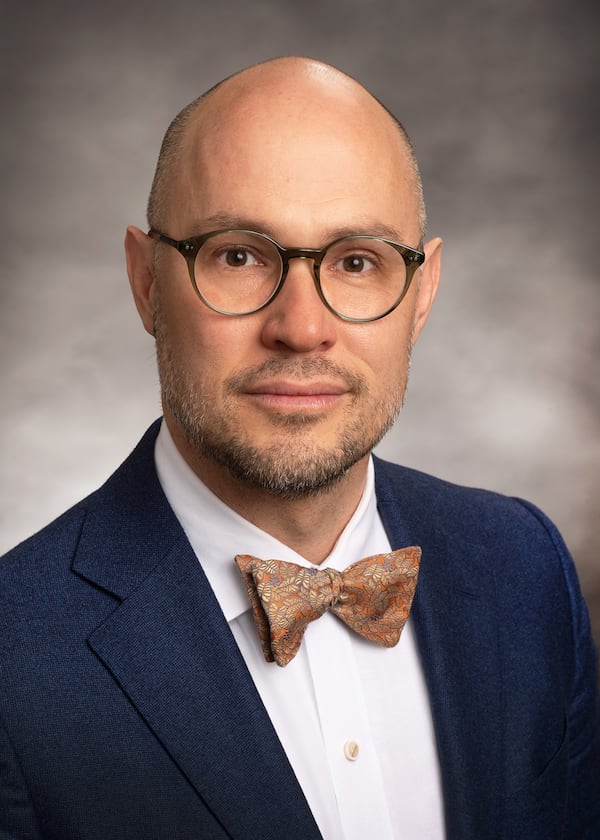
225,357,368,395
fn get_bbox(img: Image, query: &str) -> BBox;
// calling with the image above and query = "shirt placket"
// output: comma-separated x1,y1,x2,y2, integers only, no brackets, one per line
303,613,394,840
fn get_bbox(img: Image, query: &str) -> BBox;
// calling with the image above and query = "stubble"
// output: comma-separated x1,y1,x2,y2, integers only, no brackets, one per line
153,300,410,499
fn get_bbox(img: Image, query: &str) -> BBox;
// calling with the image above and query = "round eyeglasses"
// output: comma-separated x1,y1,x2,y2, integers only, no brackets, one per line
148,228,425,323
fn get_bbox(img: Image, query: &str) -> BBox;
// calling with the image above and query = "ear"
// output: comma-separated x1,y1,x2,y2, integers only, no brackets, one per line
124,226,156,336
410,236,442,346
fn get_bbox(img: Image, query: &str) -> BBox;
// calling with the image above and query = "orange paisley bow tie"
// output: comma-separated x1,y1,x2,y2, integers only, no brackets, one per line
235,547,421,667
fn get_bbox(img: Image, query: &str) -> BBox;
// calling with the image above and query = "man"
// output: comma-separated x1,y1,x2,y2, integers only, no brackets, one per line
0,57,598,840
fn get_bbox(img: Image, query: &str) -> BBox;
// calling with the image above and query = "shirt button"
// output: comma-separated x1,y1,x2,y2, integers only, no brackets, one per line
343,740,360,761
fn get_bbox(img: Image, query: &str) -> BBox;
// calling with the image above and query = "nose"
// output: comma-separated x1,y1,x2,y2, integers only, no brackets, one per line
259,256,338,353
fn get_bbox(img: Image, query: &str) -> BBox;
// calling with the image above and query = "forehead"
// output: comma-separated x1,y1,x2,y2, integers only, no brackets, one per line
170,70,419,242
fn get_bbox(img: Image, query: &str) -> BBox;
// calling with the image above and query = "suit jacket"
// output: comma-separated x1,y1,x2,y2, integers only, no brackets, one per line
1,421,599,840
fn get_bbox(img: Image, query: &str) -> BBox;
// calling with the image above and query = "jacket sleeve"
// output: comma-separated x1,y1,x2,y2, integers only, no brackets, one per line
516,499,600,838
0,712,42,840
561,537,600,839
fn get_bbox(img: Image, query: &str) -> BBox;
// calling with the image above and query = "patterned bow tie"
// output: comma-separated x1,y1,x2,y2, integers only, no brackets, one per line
235,547,421,667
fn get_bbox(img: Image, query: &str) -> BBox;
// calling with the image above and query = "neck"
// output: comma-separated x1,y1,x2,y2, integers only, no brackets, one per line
167,421,370,565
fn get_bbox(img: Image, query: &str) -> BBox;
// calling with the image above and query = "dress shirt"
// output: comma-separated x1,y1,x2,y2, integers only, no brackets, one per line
155,421,445,839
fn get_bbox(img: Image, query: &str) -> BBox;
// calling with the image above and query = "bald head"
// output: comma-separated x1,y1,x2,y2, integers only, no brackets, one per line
146,57,426,239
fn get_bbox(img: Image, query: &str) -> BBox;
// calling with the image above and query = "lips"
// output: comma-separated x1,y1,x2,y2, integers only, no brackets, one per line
244,380,347,397
242,380,348,412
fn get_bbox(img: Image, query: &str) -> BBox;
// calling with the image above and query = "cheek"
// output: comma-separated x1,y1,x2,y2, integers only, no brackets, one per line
162,297,259,379
347,316,413,384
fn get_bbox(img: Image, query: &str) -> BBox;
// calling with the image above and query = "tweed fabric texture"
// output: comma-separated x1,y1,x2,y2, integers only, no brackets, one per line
235,548,421,666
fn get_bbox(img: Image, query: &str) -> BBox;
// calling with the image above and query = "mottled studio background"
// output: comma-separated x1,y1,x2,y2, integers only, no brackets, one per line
1,1,599,646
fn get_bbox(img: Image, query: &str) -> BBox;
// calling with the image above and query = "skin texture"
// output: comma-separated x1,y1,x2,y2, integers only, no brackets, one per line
125,57,442,564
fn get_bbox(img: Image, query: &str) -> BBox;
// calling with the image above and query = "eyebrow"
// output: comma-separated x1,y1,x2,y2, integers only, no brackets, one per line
185,214,412,247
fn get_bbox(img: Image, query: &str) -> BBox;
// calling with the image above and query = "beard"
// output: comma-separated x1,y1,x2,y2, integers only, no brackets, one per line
153,303,410,499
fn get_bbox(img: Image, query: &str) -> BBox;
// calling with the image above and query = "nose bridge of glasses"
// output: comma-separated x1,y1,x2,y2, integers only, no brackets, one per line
273,246,338,325
282,246,322,264
279,246,324,283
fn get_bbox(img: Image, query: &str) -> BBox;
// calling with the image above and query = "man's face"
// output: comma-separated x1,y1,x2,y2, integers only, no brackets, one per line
130,69,440,499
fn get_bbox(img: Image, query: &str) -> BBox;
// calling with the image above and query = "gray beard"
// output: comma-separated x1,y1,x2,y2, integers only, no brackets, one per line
154,313,409,500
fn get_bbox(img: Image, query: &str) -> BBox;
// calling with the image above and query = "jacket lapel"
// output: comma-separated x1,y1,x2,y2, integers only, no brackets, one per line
74,424,321,840
375,457,504,839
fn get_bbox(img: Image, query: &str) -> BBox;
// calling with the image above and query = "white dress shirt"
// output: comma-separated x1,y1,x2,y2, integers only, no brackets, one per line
155,422,445,839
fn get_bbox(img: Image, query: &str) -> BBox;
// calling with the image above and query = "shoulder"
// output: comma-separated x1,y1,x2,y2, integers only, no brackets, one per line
375,454,527,516
373,455,587,630
374,456,598,679
0,422,165,617
373,454,568,551
373,456,595,675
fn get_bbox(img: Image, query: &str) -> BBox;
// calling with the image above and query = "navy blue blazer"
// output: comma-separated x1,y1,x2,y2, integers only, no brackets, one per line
1,421,599,839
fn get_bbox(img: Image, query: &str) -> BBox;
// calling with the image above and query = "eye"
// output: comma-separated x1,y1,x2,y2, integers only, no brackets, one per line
217,247,262,268
336,253,376,273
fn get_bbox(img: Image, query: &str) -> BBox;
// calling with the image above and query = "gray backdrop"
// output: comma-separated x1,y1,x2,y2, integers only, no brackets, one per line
2,1,599,645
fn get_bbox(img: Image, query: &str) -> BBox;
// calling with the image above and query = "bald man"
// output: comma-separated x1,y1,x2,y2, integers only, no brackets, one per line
1,58,598,840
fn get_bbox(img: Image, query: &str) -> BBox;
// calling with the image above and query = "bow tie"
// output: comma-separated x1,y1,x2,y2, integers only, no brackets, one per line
235,547,421,667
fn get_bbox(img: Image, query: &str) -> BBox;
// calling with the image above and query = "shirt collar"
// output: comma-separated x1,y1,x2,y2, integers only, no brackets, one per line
154,420,381,623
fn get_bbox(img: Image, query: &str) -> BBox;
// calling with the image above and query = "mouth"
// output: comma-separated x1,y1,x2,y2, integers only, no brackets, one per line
242,380,349,413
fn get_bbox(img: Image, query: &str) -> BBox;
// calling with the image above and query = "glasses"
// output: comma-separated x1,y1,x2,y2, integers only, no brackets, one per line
148,228,425,322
